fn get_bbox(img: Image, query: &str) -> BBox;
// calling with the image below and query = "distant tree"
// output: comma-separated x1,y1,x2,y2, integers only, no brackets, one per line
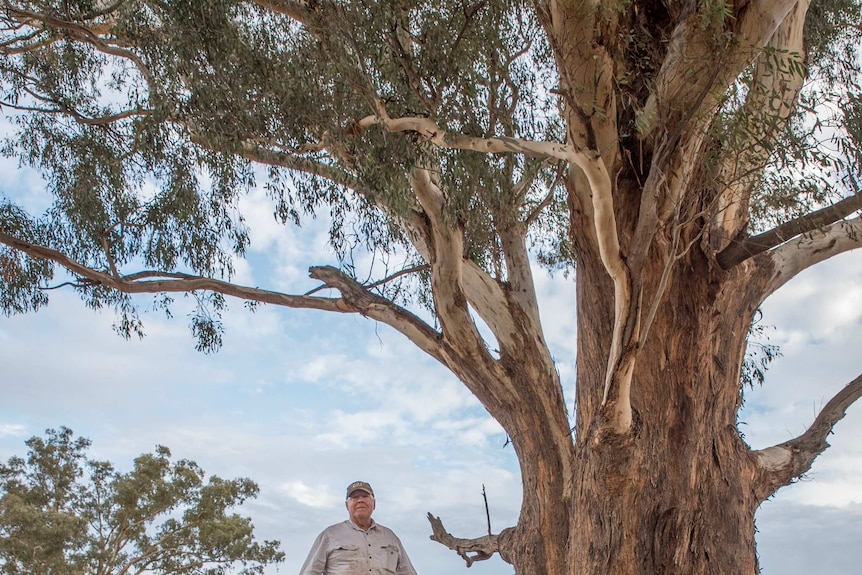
1,2,861,574
0,427,283,575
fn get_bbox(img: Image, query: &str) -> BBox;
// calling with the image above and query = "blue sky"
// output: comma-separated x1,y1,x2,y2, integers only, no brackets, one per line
1,159,862,575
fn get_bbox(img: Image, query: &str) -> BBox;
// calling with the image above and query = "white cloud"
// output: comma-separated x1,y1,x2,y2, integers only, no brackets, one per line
0,423,27,438
280,481,341,509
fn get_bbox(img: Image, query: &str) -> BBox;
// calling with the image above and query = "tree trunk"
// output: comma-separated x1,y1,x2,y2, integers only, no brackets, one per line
559,214,767,574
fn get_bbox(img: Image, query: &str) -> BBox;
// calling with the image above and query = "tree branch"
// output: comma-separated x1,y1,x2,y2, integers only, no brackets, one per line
363,264,429,290
0,229,454,364
753,372,862,501
718,192,862,269
708,0,809,252
408,167,490,358
4,4,155,85
426,513,514,567
0,230,343,313
759,215,862,299
307,265,443,359
4,87,152,126
360,104,585,163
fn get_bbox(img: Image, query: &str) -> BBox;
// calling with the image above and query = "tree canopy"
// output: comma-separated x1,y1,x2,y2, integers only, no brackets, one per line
0,427,284,575
1,1,862,574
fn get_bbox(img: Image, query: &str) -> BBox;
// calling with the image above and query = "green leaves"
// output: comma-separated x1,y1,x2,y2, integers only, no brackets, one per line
0,202,53,315
0,428,284,575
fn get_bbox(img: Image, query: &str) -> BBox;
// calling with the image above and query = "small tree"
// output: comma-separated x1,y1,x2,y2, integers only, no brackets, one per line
0,427,284,575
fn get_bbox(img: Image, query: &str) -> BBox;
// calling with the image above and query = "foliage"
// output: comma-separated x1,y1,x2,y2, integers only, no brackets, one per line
0,427,284,575
0,0,565,345
740,309,783,389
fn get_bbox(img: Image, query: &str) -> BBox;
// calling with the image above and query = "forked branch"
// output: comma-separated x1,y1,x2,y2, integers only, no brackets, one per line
426,513,514,567
753,373,862,502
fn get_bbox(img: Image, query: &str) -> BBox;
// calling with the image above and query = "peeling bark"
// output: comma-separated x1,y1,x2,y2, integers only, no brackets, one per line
754,373,862,501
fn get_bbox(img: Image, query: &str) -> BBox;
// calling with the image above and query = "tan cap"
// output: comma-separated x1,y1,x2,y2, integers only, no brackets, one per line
346,481,374,498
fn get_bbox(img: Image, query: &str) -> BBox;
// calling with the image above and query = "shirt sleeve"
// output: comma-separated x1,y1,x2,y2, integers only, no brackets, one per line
393,534,418,575
299,531,329,575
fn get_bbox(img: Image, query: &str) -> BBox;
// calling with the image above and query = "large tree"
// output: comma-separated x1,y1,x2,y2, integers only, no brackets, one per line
0,427,284,575
1,1,861,574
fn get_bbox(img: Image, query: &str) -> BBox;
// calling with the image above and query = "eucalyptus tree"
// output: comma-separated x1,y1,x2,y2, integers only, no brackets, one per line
0,427,284,575
1,1,861,574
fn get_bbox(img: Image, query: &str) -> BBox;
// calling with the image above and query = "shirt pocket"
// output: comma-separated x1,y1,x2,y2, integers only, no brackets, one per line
378,544,399,575
328,544,361,571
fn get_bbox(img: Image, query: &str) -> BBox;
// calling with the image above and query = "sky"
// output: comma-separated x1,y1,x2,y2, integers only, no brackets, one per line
1,160,862,575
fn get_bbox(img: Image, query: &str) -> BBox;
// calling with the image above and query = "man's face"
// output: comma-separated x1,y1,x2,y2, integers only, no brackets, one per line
346,490,376,523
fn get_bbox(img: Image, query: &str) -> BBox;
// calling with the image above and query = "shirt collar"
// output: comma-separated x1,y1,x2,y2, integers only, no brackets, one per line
347,518,377,531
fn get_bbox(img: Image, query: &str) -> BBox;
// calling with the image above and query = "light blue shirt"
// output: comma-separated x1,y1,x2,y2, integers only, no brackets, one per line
299,519,418,575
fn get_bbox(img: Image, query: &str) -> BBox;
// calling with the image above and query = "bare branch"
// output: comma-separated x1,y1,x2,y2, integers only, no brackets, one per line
759,215,862,298
426,513,514,567
754,372,862,501
718,192,862,269
0,229,454,363
364,264,429,290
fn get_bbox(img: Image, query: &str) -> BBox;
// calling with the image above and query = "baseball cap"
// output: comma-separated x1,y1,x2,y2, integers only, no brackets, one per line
346,481,374,497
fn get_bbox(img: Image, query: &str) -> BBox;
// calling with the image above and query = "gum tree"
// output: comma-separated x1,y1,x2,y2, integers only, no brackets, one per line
1,1,861,574
0,427,284,575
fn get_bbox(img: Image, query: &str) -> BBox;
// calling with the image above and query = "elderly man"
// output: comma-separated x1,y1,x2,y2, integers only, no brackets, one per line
299,481,418,575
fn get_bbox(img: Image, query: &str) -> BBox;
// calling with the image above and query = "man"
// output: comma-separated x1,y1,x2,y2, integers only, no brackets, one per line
299,481,418,575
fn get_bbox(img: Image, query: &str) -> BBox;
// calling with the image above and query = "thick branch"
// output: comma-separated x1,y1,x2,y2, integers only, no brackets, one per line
409,168,489,358
709,1,809,251
758,215,862,301
753,372,862,501
360,107,586,163
387,208,521,352
426,513,514,567
718,193,862,269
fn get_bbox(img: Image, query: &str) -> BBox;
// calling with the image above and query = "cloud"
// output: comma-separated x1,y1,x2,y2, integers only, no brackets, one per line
280,481,341,509
0,423,27,439
756,500,862,575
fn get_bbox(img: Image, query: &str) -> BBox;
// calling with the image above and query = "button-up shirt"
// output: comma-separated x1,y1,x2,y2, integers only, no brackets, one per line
299,519,418,575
